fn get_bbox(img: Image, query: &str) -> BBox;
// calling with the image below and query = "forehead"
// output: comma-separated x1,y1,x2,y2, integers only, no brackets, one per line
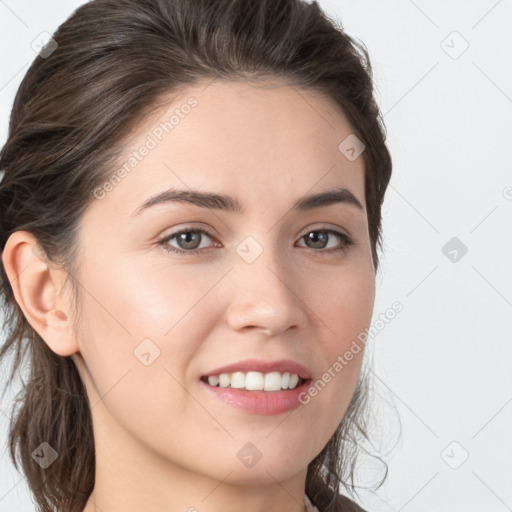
88,78,366,221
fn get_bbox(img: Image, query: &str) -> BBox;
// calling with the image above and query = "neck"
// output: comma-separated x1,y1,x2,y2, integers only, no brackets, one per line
82,399,308,512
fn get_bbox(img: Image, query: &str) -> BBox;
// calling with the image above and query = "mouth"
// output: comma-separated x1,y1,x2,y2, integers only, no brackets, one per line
200,371,309,392
200,358,312,393
199,366,313,415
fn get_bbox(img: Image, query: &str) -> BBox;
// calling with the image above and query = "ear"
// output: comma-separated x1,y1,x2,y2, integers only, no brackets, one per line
1,230,79,357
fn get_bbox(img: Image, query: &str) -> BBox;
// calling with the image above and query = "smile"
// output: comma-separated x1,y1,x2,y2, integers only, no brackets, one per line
201,371,304,391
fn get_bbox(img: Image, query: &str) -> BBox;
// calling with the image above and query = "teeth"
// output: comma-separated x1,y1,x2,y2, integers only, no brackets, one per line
289,373,299,389
208,375,219,386
219,374,230,388
206,371,303,391
230,371,245,389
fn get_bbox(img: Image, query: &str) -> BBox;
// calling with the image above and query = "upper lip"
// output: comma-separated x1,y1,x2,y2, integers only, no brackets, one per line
202,358,312,380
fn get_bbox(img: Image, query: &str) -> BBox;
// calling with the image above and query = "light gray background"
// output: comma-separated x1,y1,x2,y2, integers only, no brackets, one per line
1,1,511,511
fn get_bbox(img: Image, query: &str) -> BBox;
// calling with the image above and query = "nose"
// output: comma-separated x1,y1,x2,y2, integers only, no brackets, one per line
225,245,309,337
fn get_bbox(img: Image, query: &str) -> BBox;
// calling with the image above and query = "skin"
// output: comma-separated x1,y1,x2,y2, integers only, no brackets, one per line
2,78,375,512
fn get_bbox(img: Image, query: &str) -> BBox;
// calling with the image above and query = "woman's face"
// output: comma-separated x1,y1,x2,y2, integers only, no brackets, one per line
70,78,375,486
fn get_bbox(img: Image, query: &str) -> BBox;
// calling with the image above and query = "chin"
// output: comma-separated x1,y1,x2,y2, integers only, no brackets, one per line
220,464,306,486
220,450,310,485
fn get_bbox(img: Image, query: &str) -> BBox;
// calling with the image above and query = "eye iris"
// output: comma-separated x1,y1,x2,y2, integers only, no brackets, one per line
306,231,328,249
177,231,201,250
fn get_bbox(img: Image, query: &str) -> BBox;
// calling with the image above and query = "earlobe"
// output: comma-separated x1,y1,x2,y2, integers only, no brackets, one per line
1,230,79,357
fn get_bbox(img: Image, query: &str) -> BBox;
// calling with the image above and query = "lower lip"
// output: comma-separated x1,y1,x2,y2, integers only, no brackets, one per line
199,379,311,415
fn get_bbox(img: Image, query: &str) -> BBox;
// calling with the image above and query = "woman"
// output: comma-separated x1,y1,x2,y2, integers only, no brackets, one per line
0,0,392,511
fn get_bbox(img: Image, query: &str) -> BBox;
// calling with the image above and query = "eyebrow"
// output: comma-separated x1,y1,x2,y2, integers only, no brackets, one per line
130,186,364,218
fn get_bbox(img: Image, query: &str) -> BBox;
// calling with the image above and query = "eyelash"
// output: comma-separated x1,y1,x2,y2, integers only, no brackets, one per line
157,226,355,256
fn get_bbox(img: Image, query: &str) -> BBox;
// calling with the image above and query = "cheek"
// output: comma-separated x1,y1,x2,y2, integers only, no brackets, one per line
71,258,242,477
298,266,373,430
73,276,199,451
80,254,225,348
307,263,375,350
119,257,231,326
74,256,227,409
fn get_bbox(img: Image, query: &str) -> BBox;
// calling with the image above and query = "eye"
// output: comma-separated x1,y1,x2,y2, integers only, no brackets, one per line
157,227,354,256
158,227,218,255
296,229,354,254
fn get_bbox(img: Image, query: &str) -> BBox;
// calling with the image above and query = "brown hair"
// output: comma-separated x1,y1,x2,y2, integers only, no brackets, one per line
0,0,393,511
